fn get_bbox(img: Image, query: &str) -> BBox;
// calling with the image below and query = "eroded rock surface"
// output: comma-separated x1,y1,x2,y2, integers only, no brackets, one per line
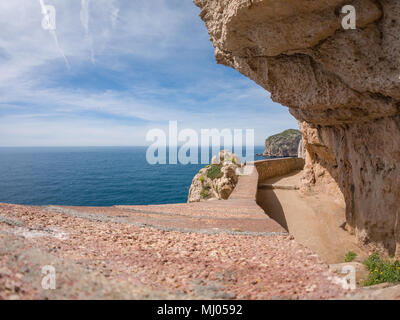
0,203,346,300
194,0,400,256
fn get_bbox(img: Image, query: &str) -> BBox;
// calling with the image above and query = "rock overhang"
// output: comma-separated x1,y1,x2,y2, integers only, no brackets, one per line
194,0,400,257
194,0,398,126
197,0,382,58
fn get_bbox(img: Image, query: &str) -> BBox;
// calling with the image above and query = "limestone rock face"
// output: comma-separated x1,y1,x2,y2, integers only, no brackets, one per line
297,138,305,159
264,129,301,157
188,150,242,202
194,0,400,256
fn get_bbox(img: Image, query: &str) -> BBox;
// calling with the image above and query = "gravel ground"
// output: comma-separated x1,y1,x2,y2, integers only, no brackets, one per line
0,203,348,300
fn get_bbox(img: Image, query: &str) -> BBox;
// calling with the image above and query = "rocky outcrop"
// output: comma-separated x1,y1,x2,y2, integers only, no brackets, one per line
188,150,242,202
194,0,400,256
298,138,305,159
264,129,301,157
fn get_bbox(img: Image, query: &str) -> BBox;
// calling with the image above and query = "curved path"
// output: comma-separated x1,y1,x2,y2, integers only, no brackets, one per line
0,165,349,300
257,170,367,264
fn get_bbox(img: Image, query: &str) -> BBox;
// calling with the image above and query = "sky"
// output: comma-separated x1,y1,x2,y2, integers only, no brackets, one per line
0,0,298,147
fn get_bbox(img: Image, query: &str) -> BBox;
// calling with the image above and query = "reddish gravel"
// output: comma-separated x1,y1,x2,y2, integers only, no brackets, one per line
0,202,348,300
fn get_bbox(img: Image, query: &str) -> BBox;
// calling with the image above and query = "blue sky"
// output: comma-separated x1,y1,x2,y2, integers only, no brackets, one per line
0,0,298,146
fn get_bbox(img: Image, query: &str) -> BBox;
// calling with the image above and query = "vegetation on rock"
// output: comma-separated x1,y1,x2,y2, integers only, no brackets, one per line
207,164,223,180
345,251,357,262
363,252,400,286
187,150,242,203
200,184,211,199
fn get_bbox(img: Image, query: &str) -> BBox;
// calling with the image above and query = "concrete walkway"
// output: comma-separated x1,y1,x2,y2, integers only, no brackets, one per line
256,171,366,264
99,166,288,236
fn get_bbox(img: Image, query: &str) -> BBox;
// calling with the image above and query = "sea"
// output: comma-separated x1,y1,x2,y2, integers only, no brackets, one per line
0,146,266,206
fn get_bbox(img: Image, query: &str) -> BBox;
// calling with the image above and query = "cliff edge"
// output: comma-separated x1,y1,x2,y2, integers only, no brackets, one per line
194,0,400,257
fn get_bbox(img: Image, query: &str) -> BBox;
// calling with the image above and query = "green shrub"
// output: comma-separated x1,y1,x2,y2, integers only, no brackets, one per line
200,184,211,198
200,190,209,198
207,164,223,180
199,175,205,183
363,252,400,286
345,251,357,262
231,157,236,164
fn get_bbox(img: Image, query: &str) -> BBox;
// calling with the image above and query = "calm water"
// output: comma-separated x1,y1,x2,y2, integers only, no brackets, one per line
0,146,266,206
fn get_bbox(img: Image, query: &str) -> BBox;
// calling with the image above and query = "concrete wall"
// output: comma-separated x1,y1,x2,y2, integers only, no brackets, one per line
229,165,259,200
254,158,305,183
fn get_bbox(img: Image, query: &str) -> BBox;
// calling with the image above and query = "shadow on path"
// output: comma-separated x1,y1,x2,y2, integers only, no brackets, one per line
255,170,368,263
256,190,288,231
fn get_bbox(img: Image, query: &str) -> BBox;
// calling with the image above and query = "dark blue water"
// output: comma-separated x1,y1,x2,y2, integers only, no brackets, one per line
0,146,266,206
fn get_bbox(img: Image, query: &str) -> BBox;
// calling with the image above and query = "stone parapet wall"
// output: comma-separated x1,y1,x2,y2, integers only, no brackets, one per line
254,158,305,183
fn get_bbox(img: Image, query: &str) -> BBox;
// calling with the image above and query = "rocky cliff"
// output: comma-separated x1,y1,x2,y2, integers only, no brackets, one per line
194,0,400,257
264,129,301,157
188,150,242,202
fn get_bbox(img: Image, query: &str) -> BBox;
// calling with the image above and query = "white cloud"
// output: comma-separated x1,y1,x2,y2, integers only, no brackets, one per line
39,0,70,69
0,117,151,146
80,0,95,64
80,0,90,35
0,0,298,147
110,6,119,28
